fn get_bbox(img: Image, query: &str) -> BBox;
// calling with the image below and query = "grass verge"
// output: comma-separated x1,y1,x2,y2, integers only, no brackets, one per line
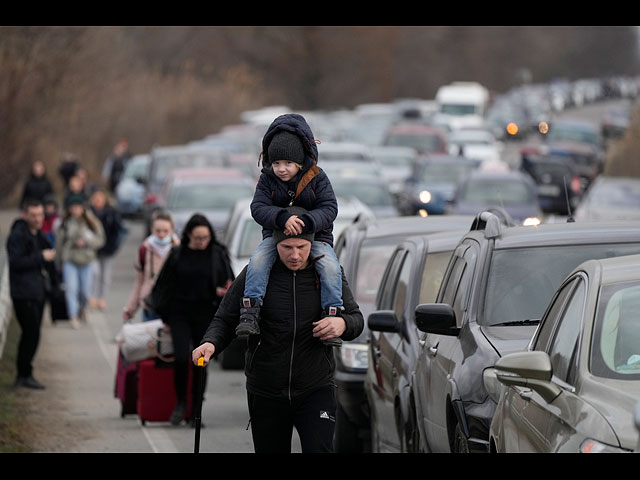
0,315,33,453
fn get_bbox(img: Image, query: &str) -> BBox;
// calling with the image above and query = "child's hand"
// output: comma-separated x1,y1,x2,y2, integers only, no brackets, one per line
284,215,305,236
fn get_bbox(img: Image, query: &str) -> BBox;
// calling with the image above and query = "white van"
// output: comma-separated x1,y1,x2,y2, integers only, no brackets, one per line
434,81,490,131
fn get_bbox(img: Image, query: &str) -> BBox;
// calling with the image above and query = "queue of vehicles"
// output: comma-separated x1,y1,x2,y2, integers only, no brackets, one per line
113,75,640,452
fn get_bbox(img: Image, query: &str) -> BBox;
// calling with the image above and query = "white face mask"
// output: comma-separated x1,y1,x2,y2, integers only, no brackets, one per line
150,234,171,246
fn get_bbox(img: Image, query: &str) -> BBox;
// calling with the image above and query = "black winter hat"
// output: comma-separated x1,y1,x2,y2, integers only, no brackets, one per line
268,131,305,165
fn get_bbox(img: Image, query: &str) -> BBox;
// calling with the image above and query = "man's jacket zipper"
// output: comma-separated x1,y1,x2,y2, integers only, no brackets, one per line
288,270,297,402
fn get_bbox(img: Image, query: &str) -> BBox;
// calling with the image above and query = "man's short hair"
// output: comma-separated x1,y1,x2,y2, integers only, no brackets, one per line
21,197,43,211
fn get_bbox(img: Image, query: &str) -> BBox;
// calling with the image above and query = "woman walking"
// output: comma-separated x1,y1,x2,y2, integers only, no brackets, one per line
123,210,179,322
55,194,105,329
147,214,234,425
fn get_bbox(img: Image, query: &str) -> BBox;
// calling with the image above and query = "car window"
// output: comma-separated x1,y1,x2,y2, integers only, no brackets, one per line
533,278,578,353
238,219,262,257
547,278,586,385
418,251,453,304
591,280,640,380
393,250,414,320
377,249,406,310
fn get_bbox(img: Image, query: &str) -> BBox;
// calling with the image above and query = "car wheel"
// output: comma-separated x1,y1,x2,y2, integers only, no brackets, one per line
453,419,470,453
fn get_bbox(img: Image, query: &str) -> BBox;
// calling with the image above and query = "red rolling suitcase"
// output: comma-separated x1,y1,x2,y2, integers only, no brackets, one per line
114,350,139,417
137,358,193,425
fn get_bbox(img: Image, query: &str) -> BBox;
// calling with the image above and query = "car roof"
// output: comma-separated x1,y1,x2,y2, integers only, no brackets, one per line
485,221,640,250
386,123,446,135
577,253,640,286
343,215,475,241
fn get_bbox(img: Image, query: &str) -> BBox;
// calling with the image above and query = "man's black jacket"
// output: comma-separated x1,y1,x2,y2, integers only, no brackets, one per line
6,218,53,301
201,258,364,401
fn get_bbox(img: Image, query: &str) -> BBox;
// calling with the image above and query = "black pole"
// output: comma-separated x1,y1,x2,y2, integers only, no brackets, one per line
193,357,205,453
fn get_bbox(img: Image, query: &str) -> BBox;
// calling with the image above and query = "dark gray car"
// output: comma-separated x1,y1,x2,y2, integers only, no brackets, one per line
332,214,474,452
366,229,466,452
411,212,640,453
485,254,640,453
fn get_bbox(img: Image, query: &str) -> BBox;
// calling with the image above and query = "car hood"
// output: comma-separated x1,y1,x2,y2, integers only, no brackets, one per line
480,325,539,357
580,375,640,450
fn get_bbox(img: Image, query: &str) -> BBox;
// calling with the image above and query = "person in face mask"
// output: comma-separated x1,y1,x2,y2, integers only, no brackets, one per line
123,211,179,322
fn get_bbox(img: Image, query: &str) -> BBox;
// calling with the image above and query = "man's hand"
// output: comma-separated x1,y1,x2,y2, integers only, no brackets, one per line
312,316,346,341
192,342,216,366
42,249,56,262
284,215,305,236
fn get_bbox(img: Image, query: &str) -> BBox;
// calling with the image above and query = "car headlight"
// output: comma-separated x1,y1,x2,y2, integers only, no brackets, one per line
523,217,541,226
339,343,369,370
418,190,432,204
580,438,631,453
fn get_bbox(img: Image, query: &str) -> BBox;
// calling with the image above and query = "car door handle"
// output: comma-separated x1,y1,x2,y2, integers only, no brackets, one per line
518,388,533,400
428,346,438,356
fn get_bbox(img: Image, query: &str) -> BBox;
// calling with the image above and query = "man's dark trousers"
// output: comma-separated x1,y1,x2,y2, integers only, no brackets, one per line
248,385,337,453
13,299,45,379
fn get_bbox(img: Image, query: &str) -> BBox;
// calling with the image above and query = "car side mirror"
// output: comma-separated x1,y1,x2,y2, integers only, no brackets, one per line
368,310,400,333
493,351,562,403
415,303,459,336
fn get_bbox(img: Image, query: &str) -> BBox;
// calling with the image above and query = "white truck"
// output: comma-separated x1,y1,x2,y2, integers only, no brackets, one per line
434,81,490,131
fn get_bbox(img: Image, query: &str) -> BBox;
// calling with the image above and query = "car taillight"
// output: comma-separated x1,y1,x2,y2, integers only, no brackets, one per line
570,176,582,194
145,194,157,205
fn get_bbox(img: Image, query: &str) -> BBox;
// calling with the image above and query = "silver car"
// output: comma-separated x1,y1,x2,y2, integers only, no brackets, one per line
485,254,640,453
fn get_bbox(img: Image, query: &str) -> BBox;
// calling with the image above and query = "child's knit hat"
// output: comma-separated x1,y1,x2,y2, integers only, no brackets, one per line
268,131,305,165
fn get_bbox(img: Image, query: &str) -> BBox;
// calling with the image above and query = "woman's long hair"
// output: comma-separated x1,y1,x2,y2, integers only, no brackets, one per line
180,213,219,248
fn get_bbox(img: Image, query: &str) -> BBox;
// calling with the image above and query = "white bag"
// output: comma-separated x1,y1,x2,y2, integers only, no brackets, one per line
116,319,174,362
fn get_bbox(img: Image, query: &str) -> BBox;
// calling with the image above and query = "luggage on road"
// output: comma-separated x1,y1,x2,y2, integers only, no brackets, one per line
137,358,193,425
114,349,139,417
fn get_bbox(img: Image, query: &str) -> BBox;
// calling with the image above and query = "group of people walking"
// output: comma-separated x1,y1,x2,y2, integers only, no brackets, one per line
7,114,366,453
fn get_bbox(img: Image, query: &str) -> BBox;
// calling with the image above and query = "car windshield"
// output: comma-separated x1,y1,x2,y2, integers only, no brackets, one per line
420,162,476,184
591,281,640,380
238,218,263,258
461,179,533,205
123,159,149,179
547,124,599,146
440,104,478,116
385,133,443,152
354,237,404,316
332,181,393,207
154,152,226,183
482,244,640,327
586,180,640,208
167,183,254,209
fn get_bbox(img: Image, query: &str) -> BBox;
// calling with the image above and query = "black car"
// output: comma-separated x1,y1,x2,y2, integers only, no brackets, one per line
519,153,583,215
332,214,474,452
410,211,640,453
365,229,466,452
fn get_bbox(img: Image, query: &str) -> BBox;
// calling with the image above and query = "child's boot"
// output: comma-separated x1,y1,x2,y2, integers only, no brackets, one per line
236,297,261,336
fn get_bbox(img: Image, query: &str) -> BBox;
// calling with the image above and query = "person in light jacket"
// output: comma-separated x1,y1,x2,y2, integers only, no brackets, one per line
123,210,179,322
55,194,105,329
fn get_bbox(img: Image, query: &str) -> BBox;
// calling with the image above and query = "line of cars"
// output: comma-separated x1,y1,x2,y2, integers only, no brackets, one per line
365,210,640,453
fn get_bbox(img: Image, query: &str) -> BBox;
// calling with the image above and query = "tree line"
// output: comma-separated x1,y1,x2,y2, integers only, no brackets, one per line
1,26,638,206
